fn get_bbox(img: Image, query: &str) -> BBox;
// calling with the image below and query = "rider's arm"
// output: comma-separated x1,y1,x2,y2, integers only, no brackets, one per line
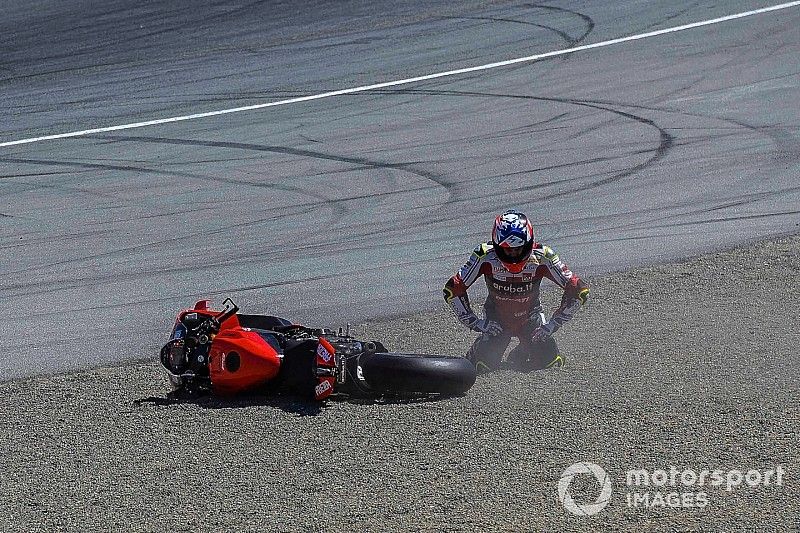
538,245,590,333
443,243,492,330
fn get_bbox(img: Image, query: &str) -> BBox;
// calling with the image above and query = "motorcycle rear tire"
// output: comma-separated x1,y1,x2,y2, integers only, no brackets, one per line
357,352,476,395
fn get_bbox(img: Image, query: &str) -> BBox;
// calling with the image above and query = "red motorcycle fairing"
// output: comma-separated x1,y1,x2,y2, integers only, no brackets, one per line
177,301,282,395
209,314,282,395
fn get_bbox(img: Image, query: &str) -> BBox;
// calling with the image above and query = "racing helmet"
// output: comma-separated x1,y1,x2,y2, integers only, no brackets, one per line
492,210,534,273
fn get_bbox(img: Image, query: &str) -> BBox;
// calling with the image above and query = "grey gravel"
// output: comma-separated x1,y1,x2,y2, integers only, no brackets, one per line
0,235,798,532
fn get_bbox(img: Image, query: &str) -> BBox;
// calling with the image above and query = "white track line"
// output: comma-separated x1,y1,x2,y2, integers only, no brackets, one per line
2,1,799,149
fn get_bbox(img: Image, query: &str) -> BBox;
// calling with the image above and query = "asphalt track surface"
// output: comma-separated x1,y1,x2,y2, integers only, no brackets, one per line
1,0,800,378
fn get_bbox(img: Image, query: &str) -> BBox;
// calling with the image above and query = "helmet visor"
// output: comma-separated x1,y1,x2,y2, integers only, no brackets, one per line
502,245,527,260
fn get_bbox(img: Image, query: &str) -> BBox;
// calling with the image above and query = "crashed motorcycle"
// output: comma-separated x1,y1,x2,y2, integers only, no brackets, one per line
160,298,477,400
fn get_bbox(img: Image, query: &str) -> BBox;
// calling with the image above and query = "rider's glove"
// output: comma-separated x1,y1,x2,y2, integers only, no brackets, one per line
531,321,558,342
472,318,503,336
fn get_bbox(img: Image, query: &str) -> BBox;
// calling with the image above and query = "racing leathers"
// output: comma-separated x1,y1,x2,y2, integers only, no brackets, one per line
443,242,589,370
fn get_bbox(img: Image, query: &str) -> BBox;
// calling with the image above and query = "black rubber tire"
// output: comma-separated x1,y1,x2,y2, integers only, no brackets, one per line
357,352,477,395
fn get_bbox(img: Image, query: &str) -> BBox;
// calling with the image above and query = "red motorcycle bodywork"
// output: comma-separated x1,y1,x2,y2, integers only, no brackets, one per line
209,314,282,395
170,300,337,398
175,301,282,395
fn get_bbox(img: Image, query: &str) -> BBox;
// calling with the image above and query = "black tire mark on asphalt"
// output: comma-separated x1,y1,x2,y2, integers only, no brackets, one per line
450,16,577,47
451,3,595,81
8,271,347,318
490,154,632,181
0,58,143,86
555,186,800,242
555,96,800,166
0,207,217,252
0,170,78,180
637,2,701,33
3,241,460,306
720,118,800,164
0,155,360,276
95,134,459,205
0,178,450,294
643,41,792,110
0,171,445,283
524,4,595,46
567,230,691,247
0,155,348,219
3,1,270,69
365,112,571,153
649,209,800,230
354,87,785,237
0,170,473,296
0,228,116,252
366,88,674,199
9,179,119,200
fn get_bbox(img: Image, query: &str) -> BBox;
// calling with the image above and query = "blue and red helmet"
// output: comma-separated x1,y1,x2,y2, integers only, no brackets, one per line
492,210,534,273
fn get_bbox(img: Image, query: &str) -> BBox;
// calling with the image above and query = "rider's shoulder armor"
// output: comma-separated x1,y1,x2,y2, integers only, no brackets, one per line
532,243,558,262
473,242,493,258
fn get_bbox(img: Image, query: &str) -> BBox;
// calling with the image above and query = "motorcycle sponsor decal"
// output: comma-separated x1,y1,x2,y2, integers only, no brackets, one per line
315,377,334,400
317,342,333,364
316,338,336,368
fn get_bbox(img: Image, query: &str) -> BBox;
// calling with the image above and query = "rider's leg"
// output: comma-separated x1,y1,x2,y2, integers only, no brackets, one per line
466,332,511,373
523,336,564,369
508,315,565,370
